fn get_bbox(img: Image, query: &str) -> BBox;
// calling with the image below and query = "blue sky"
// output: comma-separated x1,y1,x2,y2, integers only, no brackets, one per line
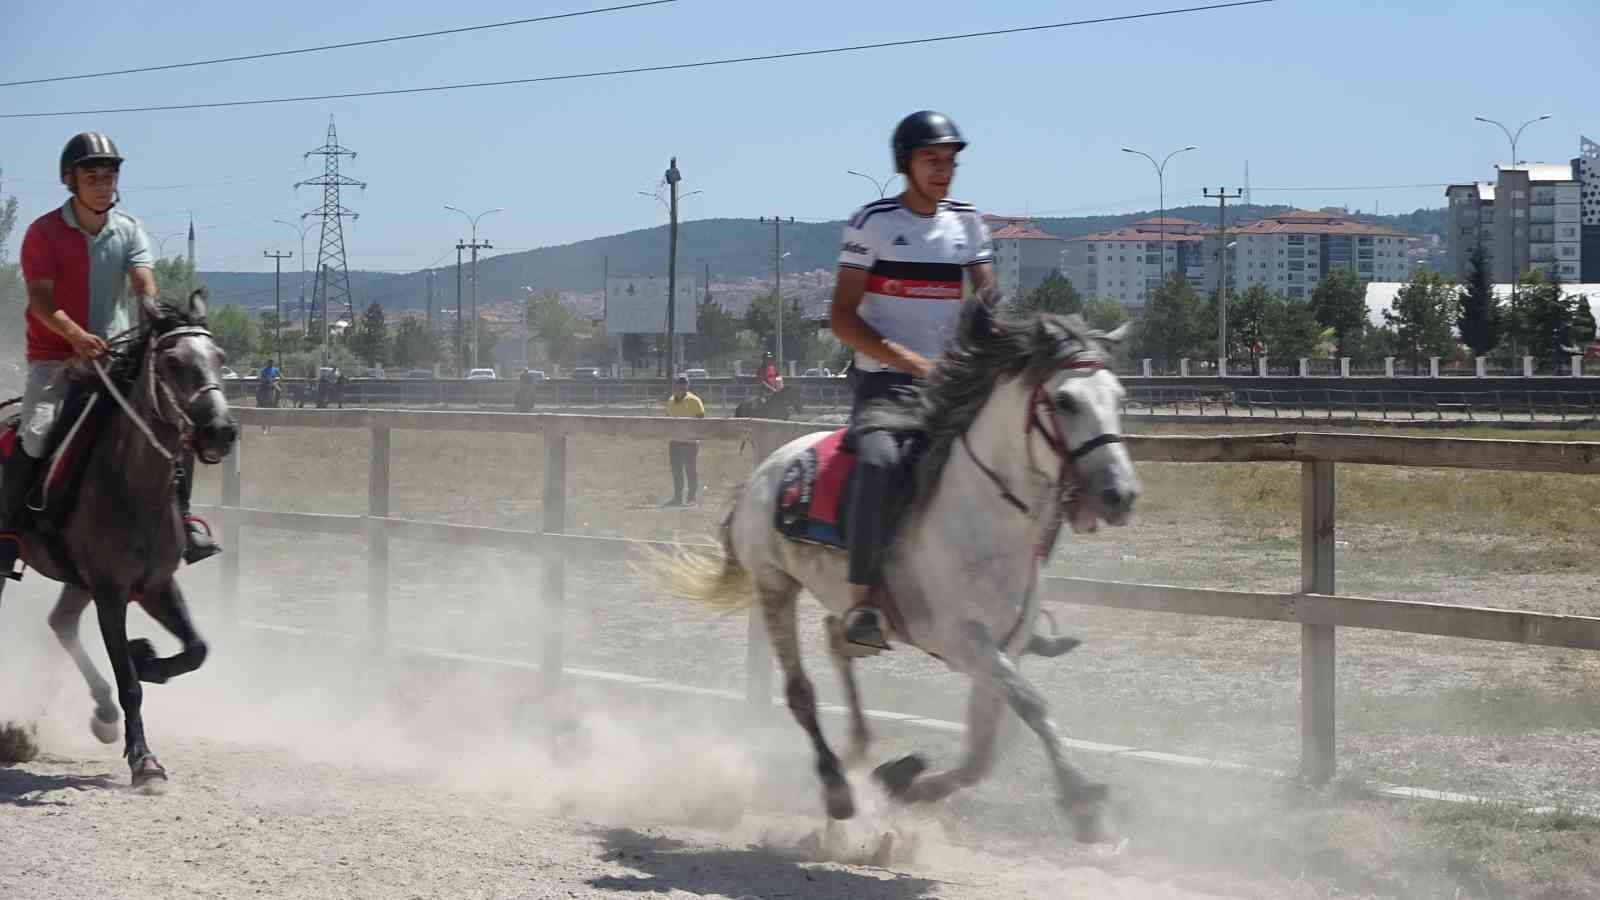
2,0,1595,274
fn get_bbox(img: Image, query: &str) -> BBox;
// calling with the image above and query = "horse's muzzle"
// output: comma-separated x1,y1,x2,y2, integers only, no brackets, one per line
193,416,239,464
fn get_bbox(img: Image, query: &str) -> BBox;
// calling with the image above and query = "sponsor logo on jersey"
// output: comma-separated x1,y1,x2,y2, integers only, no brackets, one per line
892,235,910,246
840,241,870,256
866,275,962,299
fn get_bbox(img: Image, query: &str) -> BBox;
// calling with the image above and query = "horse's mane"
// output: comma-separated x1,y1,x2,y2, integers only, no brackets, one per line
102,298,208,389
855,302,1115,503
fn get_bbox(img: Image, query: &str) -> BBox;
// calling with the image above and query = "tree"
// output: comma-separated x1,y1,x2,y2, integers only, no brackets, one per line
1506,270,1586,370
524,291,579,364
208,305,258,361
1129,276,1206,371
620,333,651,373
1573,297,1598,348
1011,271,1083,317
1455,243,1500,358
692,296,740,366
1384,270,1459,374
1082,296,1129,333
349,303,389,366
391,317,438,369
743,291,779,349
1309,268,1368,357
1263,298,1322,365
1228,284,1276,364
152,256,205,305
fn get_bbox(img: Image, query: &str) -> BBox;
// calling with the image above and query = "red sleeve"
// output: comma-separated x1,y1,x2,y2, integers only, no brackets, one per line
19,219,56,283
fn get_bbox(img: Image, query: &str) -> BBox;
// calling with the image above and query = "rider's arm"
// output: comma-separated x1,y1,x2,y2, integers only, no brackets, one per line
128,266,158,303
25,279,107,358
968,263,1000,307
964,213,1000,307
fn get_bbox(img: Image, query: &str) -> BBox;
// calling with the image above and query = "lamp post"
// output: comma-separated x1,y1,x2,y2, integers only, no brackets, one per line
444,205,503,370
846,170,900,198
273,218,314,331
639,182,701,374
1474,113,1552,287
156,231,186,260
1122,145,1197,288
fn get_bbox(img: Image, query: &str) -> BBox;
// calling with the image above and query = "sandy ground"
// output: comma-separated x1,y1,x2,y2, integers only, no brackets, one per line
0,575,1239,900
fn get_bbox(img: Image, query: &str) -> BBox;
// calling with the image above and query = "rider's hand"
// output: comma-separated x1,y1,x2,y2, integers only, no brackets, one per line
68,328,109,360
898,350,934,379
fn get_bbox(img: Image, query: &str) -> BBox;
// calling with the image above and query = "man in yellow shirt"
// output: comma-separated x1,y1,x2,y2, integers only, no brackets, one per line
664,374,705,506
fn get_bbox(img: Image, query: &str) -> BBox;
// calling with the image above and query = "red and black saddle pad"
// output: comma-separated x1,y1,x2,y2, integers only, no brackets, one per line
1,390,107,522
775,429,855,549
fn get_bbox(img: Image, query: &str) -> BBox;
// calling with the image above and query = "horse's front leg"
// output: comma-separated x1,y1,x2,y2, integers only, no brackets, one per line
92,586,165,786
874,683,1004,805
128,581,208,685
47,585,120,744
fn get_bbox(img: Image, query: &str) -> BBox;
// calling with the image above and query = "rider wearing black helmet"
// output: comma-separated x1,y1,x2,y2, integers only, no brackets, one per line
2,134,220,588
829,110,998,650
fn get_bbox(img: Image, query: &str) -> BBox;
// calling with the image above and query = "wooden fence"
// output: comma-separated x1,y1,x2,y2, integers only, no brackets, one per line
206,409,1600,785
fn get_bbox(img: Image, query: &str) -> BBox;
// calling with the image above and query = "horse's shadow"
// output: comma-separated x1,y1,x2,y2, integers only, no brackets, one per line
0,764,118,807
588,827,945,899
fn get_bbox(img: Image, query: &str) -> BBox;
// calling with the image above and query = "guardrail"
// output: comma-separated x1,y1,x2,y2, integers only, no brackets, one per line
205,409,1600,785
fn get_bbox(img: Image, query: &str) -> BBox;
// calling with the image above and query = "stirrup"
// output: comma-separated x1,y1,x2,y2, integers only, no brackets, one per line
182,516,222,565
843,606,891,651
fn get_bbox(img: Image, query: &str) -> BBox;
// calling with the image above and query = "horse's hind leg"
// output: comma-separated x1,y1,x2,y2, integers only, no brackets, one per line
47,586,119,744
824,615,872,766
128,582,208,685
875,684,1004,805
763,581,854,820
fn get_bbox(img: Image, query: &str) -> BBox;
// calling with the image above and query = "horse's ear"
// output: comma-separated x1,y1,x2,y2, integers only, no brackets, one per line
1103,321,1132,346
188,289,208,322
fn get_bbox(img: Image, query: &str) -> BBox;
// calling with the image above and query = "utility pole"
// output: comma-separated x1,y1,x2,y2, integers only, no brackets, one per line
664,158,682,377
455,242,465,373
760,216,794,374
453,237,491,369
1204,187,1243,374
264,249,292,356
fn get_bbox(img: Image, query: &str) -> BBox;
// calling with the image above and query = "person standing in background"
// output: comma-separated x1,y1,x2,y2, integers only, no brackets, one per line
664,374,704,506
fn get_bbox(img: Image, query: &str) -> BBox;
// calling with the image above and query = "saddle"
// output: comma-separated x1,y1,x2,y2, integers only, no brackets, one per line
774,428,922,550
1,384,109,530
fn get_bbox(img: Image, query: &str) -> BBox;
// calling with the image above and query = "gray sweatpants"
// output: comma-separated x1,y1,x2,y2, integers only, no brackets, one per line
19,361,69,458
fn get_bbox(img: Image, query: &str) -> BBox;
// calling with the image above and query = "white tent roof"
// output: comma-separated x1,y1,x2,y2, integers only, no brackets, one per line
1363,282,1600,329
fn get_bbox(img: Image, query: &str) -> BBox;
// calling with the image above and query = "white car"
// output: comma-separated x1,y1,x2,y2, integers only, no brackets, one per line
683,368,709,380
220,366,241,380
466,368,498,382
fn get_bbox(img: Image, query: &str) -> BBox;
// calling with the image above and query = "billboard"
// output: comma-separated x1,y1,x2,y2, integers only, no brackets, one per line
604,276,698,335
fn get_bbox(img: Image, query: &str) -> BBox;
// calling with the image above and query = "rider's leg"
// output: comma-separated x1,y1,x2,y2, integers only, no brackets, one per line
174,449,221,565
842,428,900,649
3,363,63,581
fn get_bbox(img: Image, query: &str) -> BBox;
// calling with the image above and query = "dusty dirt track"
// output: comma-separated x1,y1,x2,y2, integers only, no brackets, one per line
0,577,1232,900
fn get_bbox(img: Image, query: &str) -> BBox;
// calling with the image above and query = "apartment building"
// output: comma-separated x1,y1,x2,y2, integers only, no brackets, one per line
1446,136,1591,284
1223,210,1411,300
1061,218,1213,316
982,216,1066,299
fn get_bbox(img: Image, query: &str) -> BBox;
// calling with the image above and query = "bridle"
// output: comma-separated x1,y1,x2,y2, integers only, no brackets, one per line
959,355,1122,517
91,324,225,463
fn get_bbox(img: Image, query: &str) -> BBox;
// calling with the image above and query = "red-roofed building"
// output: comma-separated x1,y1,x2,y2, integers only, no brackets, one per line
1061,218,1214,315
982,215,1066,299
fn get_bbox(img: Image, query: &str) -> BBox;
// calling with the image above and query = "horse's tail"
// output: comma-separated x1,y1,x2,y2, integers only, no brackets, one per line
641,500,752,611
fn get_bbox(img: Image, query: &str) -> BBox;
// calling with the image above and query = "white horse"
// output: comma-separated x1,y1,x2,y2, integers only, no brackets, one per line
655,303,1140,843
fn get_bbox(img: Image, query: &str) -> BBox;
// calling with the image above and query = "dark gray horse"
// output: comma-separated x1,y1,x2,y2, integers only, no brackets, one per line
3,293,237,787
732,385,804,420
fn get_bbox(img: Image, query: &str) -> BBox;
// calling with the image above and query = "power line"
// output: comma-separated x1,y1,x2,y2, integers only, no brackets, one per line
1246,183,1453,192
0,0,678,89
0,0,1278,119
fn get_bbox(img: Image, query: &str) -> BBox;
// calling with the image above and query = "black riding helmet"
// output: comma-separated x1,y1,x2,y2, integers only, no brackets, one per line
891,111,966,175
60,132,124,185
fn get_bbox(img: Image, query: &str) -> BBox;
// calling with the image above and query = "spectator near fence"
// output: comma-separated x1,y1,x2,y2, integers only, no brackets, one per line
664,375,705,506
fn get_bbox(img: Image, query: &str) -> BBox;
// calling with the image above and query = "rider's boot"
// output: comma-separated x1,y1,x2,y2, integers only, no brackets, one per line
0,449,43,588
842,583,890,651
174,451,222,565
842,429,898,651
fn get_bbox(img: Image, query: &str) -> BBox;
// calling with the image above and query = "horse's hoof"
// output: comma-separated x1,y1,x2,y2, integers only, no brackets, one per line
823,778,856,820
873,754,927,800
130,753,168,789
90,711,120,744
1066,782,1113,843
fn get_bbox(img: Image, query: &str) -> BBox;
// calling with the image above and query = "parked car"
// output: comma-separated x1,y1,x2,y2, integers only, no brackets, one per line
802,367,834,378
683,368,709,380
571,367,601,380
521,369,548,381
220,366,241,380
466,368,498,382
405,368,434,380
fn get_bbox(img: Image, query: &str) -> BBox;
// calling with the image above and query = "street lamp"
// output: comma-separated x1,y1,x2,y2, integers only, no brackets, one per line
444,205,503,370
1122,145,1197,287
156,231,186,259
1474,113,1552,287
846,170,901,198
638,188,702,211
273,218,314,331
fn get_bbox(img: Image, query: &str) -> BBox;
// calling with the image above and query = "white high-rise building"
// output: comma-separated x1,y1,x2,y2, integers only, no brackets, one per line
1224,210,1410,300
1061,218,1213,316
981,216,1066,300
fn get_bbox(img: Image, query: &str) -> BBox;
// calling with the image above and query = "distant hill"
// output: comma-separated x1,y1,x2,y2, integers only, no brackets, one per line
200,206,1449,312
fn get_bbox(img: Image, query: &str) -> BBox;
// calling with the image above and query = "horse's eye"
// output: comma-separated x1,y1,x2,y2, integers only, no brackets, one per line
1055,394,1078,415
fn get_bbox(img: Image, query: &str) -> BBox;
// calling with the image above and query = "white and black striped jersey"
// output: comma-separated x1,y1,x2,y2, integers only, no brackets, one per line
837,198,993,373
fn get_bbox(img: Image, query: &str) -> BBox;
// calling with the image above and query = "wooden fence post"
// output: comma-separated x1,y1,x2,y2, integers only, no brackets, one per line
744,423,776,712
1300,460,1336,785
541,428,567,689
220,434,242,626
367,425,391,650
